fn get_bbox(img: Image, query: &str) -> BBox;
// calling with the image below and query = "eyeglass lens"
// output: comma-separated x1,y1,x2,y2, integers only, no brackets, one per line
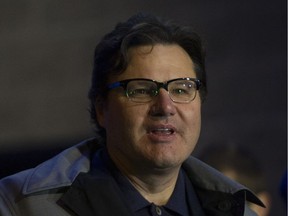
126,79,197,103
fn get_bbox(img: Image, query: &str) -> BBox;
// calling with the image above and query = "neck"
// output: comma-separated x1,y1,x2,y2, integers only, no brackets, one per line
108,149,181,206
127,170,180,205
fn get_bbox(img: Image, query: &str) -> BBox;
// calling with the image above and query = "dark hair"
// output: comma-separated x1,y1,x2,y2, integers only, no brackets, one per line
88,13,207,142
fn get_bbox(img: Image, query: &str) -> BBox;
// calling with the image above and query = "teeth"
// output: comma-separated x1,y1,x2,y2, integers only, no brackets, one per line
157,128,170,131
152,128,173,134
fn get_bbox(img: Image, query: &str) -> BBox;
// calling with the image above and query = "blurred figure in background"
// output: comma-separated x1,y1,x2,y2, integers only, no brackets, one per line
198,143,271,216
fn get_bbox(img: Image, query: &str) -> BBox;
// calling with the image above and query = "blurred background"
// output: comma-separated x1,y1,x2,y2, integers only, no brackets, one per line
0,0,286,215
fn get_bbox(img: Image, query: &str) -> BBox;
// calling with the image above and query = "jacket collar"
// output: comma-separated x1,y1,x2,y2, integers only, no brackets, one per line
21,138,264,208
22,138,98,194
182,156,264,207
59,172,134,216
182,156,265,215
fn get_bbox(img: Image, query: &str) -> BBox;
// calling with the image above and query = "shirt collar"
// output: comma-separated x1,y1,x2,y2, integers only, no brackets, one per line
164,169,190,215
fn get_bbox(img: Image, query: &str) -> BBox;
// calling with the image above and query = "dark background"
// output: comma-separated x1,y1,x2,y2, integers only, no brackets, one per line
0,0,286,215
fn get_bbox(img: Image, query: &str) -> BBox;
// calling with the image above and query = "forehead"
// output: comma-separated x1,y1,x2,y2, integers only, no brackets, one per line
109,44,196,82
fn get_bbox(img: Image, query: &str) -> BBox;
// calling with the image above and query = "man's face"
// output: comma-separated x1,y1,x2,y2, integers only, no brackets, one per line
96,44,201,172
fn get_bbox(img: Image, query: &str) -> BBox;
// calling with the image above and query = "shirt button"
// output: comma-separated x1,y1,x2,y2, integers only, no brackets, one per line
155,206,162,215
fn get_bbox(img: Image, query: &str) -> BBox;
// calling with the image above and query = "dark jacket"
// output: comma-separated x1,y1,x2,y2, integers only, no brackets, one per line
0,138,264,216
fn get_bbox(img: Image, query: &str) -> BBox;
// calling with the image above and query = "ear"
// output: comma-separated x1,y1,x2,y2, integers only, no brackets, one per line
95,99,106,128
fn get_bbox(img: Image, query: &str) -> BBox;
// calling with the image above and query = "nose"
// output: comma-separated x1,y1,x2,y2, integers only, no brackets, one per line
149,88,176,117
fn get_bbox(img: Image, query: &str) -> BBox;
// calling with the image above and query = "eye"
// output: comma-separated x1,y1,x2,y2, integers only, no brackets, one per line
128,88,151,96
171,88,189,95
127,80,158,98
171,82,191,94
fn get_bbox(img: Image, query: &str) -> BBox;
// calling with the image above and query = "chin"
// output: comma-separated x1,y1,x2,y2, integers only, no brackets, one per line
149,157,184,170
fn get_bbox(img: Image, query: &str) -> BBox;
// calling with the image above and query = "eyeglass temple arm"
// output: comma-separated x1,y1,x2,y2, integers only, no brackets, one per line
108,82,122,90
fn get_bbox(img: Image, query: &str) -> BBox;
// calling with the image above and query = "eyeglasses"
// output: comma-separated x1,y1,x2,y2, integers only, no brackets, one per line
107,78,201,103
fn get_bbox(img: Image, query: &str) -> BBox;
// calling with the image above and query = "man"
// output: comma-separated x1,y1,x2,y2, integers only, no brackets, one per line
0,13,264,215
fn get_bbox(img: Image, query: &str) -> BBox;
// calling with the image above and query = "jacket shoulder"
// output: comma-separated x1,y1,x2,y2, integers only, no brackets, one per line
0,138,99,209
0,138,100,215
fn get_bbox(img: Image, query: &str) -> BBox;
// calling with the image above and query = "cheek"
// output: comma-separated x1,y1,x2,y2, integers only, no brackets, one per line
194,106,202,132
104,100,147,133
120,104,148,129
185,98,201,120
183,102,202,136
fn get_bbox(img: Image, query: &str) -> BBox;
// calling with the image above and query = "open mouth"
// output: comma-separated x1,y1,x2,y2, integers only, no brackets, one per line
146,125,177,142
151,128,174,135
148,126,176,135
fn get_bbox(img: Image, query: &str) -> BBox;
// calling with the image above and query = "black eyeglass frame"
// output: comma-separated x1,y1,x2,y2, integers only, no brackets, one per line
107,77,202,103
